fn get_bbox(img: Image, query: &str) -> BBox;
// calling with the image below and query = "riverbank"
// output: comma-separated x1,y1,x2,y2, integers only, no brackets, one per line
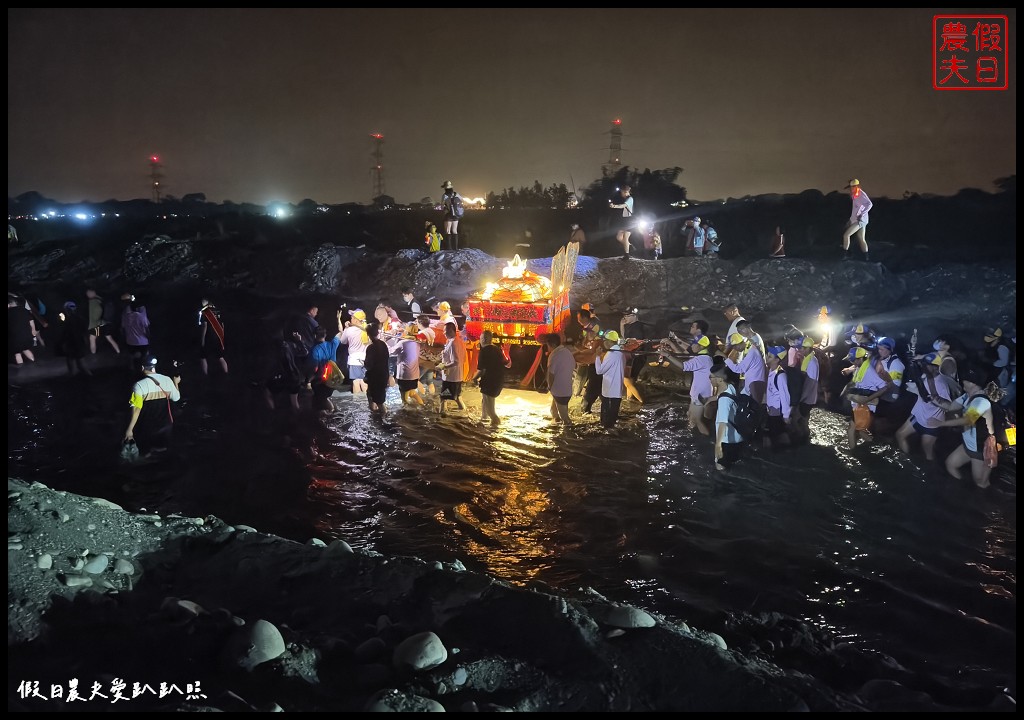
9,476,866,712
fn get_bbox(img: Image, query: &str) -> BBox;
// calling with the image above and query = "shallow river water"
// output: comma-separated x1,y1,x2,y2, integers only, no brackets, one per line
6,292,1016,711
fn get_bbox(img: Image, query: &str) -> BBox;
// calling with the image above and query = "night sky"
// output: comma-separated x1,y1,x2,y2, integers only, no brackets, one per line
7,8,1017,205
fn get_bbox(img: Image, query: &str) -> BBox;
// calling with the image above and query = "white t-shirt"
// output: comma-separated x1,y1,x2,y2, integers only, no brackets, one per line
340,325,369,366
546,345,576,398
961,394,993,453
594,348,625,398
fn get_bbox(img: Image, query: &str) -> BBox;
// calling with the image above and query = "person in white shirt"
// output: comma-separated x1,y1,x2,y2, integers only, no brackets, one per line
402,288,422,318
608,185,635,260
723,304,745,343
594,330,626,428
764,346,794,449
725,332,767,403
712,365,746,471
545,333,576,431
340,309,370,394
935,366,1005,488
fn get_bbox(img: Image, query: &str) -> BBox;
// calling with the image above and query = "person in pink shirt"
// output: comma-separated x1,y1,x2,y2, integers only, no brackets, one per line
841,178,873,262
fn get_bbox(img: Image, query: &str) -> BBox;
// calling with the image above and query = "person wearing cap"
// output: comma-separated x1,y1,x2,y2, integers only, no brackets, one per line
845,322,876,349
872,336,907,425
594,330,625,428
58,300,91,376
725,329,767,404
674,334,715,436
735,320,766,360
435,300,456,328
935,366,1006,488
895,352,960,461
795,336,821,442
123,355,181,457
764,346,795,449
843,346,890,451
841,178,873,262
711,364,746,471
440,181,463,251
340,309,370,394
608,185,634,259
915,335,961,397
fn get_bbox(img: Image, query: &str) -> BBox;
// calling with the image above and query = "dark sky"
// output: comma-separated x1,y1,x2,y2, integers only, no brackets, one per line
7,8,1017,205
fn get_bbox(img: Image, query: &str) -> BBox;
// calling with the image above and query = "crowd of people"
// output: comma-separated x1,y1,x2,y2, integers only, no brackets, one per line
550,300,1015,486
8,280,1017,487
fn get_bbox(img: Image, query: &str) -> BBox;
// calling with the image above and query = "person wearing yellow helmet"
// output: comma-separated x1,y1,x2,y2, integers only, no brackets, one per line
340,309,370,394
679,334,714,436
895,353,960,461
594,329,626,428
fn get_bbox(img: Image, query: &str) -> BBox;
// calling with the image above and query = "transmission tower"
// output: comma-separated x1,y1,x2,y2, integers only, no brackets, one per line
148,155,165,203
370,133,385,200
601,118,624,178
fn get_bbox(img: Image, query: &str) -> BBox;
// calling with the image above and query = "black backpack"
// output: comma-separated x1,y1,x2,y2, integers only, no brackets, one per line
990,400,1014,447
721,392,765,441
101,297,117,324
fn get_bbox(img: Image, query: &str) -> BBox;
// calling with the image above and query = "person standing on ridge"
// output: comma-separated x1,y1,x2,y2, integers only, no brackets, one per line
841,178,873,262
569,223,587,252
769,225,786,258
424,221,443,253
609,185,634,259
441,180,464,251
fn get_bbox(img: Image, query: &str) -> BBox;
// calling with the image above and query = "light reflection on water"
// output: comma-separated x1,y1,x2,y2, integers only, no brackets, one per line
6,374,1016,705
301,384,1016,700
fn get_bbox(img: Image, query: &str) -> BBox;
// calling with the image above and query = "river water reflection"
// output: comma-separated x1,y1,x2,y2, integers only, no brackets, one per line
7,368,1016,709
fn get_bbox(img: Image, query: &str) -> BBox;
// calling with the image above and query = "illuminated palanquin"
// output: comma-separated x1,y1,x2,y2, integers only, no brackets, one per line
465,242,579,348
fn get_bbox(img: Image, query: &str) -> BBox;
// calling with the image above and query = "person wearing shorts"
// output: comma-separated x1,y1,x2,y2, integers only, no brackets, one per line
438,322,466,415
